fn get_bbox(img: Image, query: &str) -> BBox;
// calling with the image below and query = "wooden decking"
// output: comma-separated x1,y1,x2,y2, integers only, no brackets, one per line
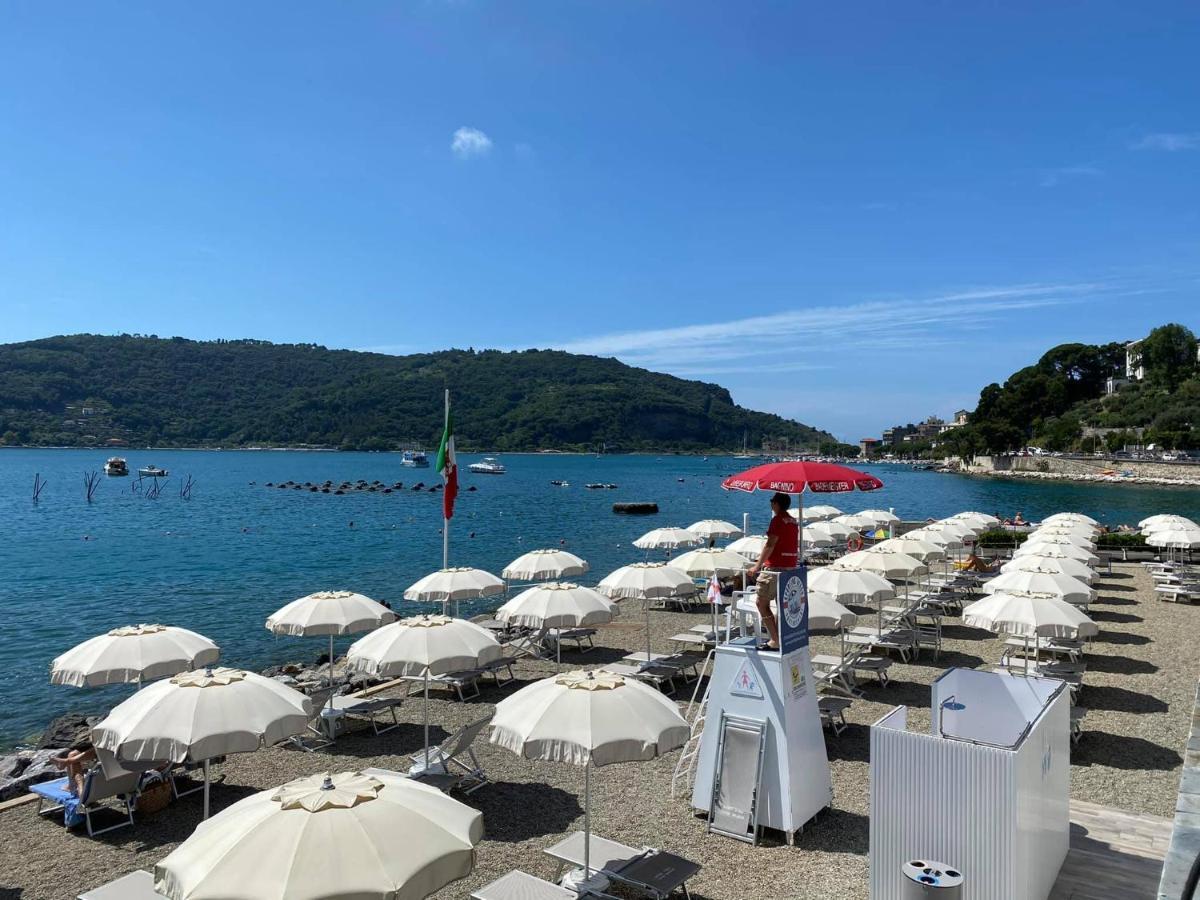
1051,799,1174,899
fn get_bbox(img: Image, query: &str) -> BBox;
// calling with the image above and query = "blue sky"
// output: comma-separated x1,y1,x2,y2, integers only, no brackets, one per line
1,2,1197,440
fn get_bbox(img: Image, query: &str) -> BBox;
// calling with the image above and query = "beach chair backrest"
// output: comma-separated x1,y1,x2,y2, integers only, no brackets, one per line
442,714,494,761
84,749,144,803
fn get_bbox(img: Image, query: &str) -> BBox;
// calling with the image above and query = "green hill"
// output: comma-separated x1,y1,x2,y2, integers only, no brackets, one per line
0,334,836,452
939,323,1200,457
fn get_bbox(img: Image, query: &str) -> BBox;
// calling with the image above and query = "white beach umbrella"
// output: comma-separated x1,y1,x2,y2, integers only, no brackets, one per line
802,530,835,550
154,770,482,900
949,511,1001,527
50,624,219,688
983,570,1096,605
1042,513,1100,529
808,520,855,543
632,527,702,551
1000,555,1097,585
668,547,751,578
596,563,697,663
1138,513,1194,529
348,615,501,770
904,527,965,552
834,549,927,580
1048,512,1099,526
498,582,617,666
1013,543,1100,566
728,534,767,559
963,590,1099,673
872,536,946,564
1145,527,1200,549
857,508,900,526
502,549,590,581
801,504,842,521
1030,524,1097,543
489,670,688,884
1023,534,1096,554
807,567,896,604
686,519,743,541
831,513,873,530
1033,523,1100,541
928,519,981,539
1141,517,1199,535
92,667,311,818
266,591,394,720
807,593,858,630
403,568,505,610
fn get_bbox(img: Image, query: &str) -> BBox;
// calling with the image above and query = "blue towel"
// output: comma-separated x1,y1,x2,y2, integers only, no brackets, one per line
30,778,85,827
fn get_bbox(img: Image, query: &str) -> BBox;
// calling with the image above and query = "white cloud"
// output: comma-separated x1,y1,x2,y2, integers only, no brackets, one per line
558,283,1103,366
451,126,493,160
1134,132,1200,152
1039,165,1102,188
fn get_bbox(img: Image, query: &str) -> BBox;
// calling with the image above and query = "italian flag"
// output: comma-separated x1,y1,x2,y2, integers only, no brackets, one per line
436,395,458,520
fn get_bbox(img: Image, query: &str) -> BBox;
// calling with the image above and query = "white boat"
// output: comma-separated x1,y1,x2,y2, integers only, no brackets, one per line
104,457,128,476
138,465,168,478
468,457,506,475
401,449,430,468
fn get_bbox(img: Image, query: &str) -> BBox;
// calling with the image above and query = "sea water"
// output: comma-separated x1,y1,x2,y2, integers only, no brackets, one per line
2,448,1197,748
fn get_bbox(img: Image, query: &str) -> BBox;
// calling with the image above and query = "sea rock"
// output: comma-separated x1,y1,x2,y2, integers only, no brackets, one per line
612,502,659,514
38,714,99,750
0,748,64,801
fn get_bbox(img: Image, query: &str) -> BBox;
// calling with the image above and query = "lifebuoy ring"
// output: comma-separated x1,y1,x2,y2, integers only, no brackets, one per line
847,534,864,551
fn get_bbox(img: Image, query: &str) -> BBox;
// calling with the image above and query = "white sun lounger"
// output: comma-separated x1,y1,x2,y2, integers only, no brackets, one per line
544,830,701,899
470,870,578,900
77,870,166,900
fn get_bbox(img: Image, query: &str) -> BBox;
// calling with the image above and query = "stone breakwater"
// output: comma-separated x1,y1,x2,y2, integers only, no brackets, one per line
966,454,1200,488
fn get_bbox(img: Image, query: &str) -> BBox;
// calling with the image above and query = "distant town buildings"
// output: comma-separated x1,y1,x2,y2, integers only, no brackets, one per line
866,410,970,455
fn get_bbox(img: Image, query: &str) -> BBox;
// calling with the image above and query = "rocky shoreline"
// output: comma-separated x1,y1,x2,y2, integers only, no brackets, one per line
962,467,1200,488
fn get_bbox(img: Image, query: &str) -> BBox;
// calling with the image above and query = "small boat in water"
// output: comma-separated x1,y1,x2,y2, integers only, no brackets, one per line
401,449,430,468
550,480,570,487
138,465,168,478
104,457,128,476
468,457,506,475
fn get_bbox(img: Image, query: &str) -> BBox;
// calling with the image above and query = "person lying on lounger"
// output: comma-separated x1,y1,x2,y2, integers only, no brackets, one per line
957,552,999,573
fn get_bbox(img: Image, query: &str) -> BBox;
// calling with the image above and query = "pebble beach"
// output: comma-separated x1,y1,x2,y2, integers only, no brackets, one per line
0,561,1192,900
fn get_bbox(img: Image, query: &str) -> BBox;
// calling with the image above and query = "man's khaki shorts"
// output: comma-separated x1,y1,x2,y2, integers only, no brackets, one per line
755,569,779,612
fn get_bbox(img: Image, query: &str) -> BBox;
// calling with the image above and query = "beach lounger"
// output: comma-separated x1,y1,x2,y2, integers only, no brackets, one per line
288,685,338,750
480,655,518,686
811,654,860,698
322,693,404,736
403,713,493,794
500,627,552,661
850,656,892,686
819,696,852,735
470,871,577,900
403,670,482,702
602,662,679,694
544,830,702,899
31,749,143,838
551,627,597,653
1156,584,1199,603
77,870,166,900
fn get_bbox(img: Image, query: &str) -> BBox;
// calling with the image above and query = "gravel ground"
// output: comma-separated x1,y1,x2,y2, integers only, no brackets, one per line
0,562,1193,900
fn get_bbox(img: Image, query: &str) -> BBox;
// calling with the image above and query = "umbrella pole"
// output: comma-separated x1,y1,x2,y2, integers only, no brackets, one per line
203,758,210,820
424,670,431,771
645,597,652,667
584,759,592,879
328,634,335,717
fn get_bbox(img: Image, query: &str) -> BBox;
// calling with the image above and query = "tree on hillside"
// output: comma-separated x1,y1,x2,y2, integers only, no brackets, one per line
1138,324,1198,388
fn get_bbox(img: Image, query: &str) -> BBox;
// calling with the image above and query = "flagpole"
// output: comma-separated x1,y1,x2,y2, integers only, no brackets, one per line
442,389,450,574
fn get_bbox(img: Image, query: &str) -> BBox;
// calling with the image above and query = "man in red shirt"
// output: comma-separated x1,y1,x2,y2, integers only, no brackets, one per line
746,491,799,651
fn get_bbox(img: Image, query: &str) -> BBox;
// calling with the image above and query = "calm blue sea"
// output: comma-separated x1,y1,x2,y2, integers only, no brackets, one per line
2,448,1198,748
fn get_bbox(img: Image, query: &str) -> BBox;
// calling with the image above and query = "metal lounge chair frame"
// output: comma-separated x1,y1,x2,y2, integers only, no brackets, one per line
406,713,494,794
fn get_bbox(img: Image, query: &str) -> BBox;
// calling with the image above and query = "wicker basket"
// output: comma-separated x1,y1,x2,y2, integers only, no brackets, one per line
137,780,172,815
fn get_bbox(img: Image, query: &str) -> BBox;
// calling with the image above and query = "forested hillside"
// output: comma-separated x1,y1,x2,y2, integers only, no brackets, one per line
0,335,833,452
940,323,1200,456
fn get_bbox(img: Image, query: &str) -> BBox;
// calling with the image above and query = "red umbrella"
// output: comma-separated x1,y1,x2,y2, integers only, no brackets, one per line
722,460,883,495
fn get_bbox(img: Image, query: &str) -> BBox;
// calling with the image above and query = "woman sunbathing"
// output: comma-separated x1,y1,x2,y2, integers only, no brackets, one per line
50,739,97,796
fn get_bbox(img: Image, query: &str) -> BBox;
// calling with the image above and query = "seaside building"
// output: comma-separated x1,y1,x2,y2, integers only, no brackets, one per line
859,437,879,456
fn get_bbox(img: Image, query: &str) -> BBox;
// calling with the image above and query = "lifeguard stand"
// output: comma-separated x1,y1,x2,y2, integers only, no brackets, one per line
690,566,833,843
